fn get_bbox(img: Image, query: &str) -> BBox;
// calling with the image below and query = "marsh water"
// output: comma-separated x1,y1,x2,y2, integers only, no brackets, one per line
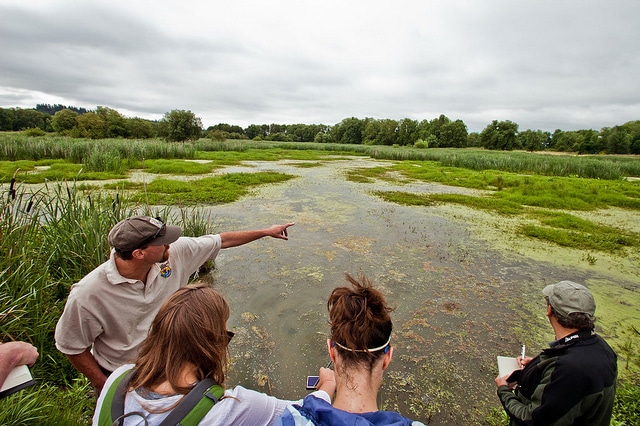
186,157,633,424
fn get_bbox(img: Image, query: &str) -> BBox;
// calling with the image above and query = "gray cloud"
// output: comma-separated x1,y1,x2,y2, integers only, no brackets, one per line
1,0,639,132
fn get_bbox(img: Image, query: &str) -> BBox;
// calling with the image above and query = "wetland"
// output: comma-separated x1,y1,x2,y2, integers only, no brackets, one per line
1,138,639,424
195,157,638,424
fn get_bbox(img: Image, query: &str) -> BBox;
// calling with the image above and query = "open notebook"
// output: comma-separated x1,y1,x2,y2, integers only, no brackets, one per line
0,365,36,398
497,356,522,383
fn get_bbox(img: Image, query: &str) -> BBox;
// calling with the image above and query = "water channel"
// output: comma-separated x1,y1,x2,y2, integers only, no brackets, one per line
181,157,635,424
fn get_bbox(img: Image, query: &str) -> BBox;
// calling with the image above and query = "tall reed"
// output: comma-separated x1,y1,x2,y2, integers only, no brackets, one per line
0,179,216,421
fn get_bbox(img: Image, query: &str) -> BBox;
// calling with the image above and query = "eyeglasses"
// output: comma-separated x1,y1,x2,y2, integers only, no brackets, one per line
138,217,166,248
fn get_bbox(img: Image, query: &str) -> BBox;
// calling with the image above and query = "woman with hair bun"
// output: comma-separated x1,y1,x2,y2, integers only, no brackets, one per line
278,273,425,426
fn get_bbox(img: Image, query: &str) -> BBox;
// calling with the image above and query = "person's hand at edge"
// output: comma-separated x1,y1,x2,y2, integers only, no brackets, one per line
315,366,336,398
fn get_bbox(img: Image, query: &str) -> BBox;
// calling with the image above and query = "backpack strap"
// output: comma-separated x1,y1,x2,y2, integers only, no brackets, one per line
96,368,135,426
98,368,223,426
159,378,224,426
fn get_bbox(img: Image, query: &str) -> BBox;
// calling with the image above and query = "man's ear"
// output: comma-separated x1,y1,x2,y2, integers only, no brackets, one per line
545,304,553,318
132,248,145,260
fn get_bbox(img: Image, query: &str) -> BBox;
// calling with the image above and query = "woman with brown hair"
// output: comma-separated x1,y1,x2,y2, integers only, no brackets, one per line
93,283,335,425
278,273,425,426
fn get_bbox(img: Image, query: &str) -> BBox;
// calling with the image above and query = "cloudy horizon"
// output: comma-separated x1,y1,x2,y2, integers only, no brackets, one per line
1,0,639,133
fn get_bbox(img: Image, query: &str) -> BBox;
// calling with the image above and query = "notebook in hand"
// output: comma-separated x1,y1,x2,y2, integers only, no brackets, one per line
497,356,522,382
0,365,36,398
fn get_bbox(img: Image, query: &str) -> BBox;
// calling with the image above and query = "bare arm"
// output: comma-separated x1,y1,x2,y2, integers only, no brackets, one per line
0,341,39,388
219,223,295,249
316,366,336,397
65,349,108,393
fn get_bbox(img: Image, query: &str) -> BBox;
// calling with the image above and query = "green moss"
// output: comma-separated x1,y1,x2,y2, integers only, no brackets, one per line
142,159,220,175
137,172,295,205
372,191,434,206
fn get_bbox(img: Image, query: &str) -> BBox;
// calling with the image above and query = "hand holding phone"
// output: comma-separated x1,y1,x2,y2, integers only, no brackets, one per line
305,360,333,390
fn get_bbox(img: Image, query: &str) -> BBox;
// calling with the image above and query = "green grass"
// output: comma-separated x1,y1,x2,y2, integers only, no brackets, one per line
612,373,640,425
431,193,524,215
372,191,434,206
0,379,95,426
1,136,639,424
519,225,636,253
356,155,640,258
135,172,296,205
1,181,220,422
142,158,220,175
518,211,639,254
372,191,524,215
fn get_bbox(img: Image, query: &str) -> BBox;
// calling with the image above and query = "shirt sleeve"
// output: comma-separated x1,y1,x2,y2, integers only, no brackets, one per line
498,356,583,425
169,235,222,280
54,288,103,355
207,385,302,426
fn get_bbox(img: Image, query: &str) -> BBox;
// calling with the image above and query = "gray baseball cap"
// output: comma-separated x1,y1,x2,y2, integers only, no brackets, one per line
108,216,182,252
542,280,596,317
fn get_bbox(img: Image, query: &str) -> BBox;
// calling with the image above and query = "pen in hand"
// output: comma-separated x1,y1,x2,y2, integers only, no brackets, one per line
521,345,526,368
313,360,334,388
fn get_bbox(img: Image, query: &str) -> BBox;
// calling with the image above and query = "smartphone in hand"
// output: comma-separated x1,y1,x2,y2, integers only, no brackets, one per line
306,376,320,390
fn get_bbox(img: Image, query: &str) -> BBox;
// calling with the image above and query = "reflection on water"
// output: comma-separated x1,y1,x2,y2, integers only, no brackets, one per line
194,158,579,424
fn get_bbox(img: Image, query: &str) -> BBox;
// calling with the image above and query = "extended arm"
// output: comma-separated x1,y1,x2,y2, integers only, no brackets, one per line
220,223,295,249
0,341,38,388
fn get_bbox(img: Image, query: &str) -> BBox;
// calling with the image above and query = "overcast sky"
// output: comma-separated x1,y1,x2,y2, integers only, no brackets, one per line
1,0,638,133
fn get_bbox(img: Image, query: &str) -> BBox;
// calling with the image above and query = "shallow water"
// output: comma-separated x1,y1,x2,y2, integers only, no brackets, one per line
192,157,637,424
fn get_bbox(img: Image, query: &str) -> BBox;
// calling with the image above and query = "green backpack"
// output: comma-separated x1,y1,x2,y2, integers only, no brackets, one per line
97,369,225,426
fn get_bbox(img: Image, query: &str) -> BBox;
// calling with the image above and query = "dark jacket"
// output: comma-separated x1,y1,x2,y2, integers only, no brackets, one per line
497,330,617,425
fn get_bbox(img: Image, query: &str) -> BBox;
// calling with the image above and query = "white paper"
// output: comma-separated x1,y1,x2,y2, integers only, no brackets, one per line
0,365,34,393
497,356,520,377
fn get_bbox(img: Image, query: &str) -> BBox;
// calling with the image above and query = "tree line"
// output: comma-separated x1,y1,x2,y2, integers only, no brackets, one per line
1,105,639,155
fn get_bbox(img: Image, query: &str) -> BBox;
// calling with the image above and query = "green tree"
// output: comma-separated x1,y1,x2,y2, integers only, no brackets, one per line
428,114,451,148
286,124,327,142
397,118,419,146
96,106,128,138
630,129,640,154
518,129,549,152
574,129,600,154
125,117,155,139
13,108,51,131
416,119,432,142
73,112,108,139
467,132,481,147
158,110,203,142
51,109,79,134
0,108,17,131
480,120,519,150
363,119,398,145
245,124,269,140
439,119,468,148
330,117,368,145
602,126,631,154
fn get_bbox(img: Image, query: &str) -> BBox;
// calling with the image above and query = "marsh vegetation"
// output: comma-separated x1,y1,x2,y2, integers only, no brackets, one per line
1,133,638,425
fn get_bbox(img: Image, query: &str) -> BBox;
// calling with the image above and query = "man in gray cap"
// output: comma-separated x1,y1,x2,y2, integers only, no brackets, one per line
55,215,294,394
495,280,617,425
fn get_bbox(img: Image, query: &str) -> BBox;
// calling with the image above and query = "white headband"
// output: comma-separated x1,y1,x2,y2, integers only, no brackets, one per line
333,336,391,353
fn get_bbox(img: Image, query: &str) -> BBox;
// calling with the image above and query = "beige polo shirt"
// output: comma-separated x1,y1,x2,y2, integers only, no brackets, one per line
54,234,222,371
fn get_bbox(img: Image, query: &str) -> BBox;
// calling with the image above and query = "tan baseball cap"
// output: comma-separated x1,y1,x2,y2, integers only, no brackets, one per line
108,216,182,252
542,280,596,317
